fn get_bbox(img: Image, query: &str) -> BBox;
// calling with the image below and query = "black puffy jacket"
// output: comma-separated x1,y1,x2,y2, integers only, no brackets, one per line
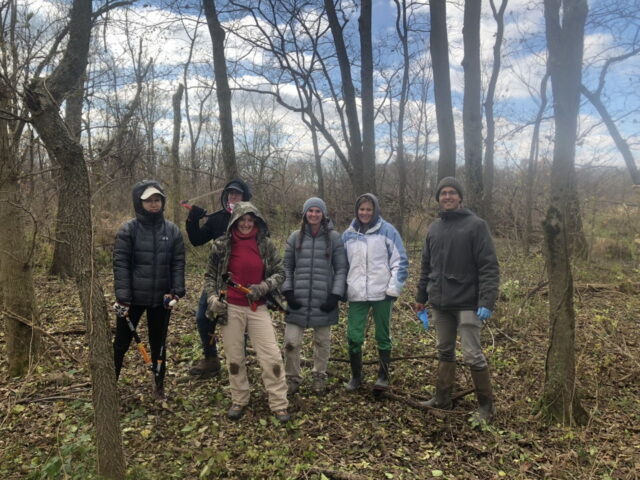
185,178,252,246
113,180,186,307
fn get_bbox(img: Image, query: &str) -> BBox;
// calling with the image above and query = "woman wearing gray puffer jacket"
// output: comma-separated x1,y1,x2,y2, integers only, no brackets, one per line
282,197,347,395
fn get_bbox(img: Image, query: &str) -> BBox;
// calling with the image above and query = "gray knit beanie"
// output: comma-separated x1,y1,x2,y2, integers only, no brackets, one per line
302,197,328,217
435,176,464,201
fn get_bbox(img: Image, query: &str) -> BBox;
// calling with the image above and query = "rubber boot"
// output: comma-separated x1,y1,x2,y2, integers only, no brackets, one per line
312,373,327,395
189,355,222,378
286,375,300,396
470,367,495,423
419,361,455,410
345,351,362,391
373,349,391,390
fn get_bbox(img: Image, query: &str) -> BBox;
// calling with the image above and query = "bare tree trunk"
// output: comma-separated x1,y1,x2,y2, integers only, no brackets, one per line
524,73,549,255
581,85,640,185
430,0,456,180
483,0,508,227
462,0,483,214
324,0,365,193
307,117,325,199
0,14,40,377
170,83,184,224
394,0,411,235
203,0,239,180
50,76,85,278
0,168,40,377
542,0,588,426
23,0,126,476
359,0,376,194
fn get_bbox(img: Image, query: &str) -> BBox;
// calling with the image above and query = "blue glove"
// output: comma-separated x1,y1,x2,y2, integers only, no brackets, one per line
417,309,429,330
476,307,492,323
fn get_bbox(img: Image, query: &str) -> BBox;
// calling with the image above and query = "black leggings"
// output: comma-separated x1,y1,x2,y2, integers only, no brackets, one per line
113,305,170,387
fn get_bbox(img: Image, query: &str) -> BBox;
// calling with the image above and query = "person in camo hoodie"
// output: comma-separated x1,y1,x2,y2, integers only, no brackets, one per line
185,179,252,378
282,197,348,396
204,202,290,423
342,193,409,392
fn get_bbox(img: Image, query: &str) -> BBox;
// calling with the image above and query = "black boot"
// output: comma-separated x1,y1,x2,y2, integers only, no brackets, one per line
470,367,495,423
345,351,362,391
373,349,391,390
419,361,455,409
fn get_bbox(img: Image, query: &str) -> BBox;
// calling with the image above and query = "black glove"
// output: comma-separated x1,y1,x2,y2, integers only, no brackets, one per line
319,294,340,313
385,295,397,302
284,291,302,310
187,205,206,221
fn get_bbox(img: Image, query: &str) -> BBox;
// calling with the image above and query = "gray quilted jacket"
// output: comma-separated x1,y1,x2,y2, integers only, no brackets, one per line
283,224,347,328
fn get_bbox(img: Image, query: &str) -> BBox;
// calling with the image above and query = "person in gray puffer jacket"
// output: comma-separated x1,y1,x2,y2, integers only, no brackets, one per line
282,197,347,395
112,180,186,400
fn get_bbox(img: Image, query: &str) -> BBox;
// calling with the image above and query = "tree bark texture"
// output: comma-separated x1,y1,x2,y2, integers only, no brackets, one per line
0,171,40,377
170,83,184,224
324,0,366,194
544,0,588,258
203,0,239,180
462,0,483,215
0,33,40,378
49,47,85,279
50,26,86,279
483,0,508,227
359,0,376,194
430,0,456,181
23,0,127,476
542,0,589,426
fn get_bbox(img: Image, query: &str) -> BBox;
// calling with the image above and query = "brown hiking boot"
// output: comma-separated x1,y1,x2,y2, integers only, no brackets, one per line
189,356,221,377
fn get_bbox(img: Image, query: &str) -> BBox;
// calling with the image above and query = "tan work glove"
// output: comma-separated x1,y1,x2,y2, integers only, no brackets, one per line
246,281,269,302
206,294,228,323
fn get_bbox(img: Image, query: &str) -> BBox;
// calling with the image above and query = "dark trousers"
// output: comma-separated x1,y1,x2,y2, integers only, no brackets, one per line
114,305,170,387
196,289,218,357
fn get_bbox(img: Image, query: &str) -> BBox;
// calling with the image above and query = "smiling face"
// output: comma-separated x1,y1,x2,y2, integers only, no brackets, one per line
438,187,462,211
357,200,374,225
236,214,256,234
305,206,324,226
141,194,163,213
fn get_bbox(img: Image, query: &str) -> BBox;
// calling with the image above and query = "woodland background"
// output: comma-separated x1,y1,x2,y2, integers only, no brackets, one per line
0,0,639,479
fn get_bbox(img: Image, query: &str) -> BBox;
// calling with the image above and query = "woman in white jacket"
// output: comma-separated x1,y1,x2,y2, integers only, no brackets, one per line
342,193,408,391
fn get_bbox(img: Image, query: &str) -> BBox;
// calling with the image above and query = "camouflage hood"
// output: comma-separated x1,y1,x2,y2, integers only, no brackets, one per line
227,201,268,235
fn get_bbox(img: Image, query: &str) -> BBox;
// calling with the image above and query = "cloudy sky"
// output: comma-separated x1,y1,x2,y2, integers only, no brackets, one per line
22,0,640,174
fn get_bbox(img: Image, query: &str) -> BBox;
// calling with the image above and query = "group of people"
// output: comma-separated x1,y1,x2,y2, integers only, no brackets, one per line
111,176,500,425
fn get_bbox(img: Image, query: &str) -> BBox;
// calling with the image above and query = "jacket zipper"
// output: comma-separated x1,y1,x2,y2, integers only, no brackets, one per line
307,233,316,326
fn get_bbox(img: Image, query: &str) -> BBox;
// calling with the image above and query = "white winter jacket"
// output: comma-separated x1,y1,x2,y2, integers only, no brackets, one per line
342,217,408,302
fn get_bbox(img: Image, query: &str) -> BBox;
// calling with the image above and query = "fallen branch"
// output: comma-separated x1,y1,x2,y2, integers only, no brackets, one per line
305,466,371,480
18,394,91,404
380,391,446,418
4,308,82,364
382,387,475,418
329,355,465,366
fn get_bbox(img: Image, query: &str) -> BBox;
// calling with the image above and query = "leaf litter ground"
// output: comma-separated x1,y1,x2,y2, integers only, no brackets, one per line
1,248,639,479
